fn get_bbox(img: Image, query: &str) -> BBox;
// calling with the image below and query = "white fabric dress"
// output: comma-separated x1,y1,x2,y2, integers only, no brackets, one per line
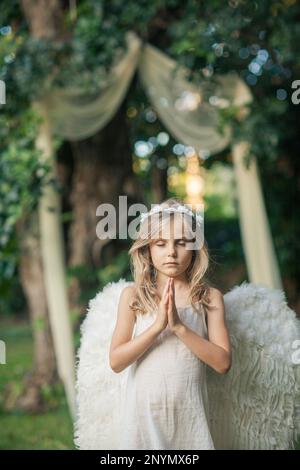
118,302,215,450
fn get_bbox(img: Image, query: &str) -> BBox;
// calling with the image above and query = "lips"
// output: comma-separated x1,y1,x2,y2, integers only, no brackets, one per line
164,262,178,265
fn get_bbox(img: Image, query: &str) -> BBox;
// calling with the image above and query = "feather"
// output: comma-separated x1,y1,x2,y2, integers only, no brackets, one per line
207,282,300,449
74,279,133,449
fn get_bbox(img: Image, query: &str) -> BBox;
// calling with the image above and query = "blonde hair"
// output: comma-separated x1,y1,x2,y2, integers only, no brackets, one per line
128,197,212,316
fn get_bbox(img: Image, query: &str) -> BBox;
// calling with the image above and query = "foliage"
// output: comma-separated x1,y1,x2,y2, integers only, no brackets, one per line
0,108,52,308
67,249,132,312
0,0,299,308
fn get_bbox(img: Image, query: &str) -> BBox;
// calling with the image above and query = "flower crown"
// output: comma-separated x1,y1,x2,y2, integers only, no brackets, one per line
139,204,204,228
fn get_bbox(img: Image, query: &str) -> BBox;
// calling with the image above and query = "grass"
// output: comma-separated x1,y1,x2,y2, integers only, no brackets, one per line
0,318,74,450
0,408,74,450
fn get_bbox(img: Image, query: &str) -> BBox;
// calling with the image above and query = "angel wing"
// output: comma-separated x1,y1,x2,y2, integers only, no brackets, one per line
74,279,134,450
74,279,300,450
207,281,300,450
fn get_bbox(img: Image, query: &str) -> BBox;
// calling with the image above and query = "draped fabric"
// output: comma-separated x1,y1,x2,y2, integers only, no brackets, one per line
36,31,282,416
34,102,76,418
43,33,142,140
232,142,282,289
43,31,251,155
138,40,250,154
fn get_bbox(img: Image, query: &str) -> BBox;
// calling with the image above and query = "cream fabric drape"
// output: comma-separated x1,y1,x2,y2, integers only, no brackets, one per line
36,30,282,416
232,142,282,289
43,33,142,140
138,40,252,154
43,31,251,155
34,102,76,418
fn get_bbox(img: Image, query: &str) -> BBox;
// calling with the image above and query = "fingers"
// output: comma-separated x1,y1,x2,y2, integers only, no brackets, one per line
168,278,173,295
167,278,172,312
163,278,170,306
168,277,174,296
168,278,175,310
161,278,175,311
162,278,169,296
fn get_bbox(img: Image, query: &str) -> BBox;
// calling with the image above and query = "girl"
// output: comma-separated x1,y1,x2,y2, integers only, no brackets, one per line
109,198,232,450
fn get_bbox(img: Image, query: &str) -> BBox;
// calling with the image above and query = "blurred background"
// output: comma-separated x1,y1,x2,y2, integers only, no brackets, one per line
0,0,299,449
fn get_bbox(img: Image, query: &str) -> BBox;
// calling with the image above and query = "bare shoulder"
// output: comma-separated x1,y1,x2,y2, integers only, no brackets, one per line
203,287,231,353
120,284,137,300
120,284,136,302
110,284,137,351
207,287,224,301
118,284,137,312
207,286,224,306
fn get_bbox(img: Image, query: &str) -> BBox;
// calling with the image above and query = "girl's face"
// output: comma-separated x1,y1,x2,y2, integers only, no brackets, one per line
148,215,193,279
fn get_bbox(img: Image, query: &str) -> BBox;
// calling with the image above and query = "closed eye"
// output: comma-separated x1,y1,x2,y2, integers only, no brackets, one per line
155,240,186,246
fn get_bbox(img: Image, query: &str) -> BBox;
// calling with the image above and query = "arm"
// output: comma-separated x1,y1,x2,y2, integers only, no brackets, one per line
174,288,232,374
109,286,162,373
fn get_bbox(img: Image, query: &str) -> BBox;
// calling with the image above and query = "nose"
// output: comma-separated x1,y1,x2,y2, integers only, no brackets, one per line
167,242,176,258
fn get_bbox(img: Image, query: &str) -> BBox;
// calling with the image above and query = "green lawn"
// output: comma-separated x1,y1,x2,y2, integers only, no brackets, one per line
0,318,74,450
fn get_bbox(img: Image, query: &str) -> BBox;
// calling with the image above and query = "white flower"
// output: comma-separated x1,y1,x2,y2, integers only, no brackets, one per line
139,204,203,228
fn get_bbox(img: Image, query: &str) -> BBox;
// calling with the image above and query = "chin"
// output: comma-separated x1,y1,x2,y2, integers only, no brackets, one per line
162,268,178,275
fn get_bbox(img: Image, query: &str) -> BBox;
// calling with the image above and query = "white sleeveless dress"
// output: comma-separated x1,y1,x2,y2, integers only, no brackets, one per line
118,302,215,450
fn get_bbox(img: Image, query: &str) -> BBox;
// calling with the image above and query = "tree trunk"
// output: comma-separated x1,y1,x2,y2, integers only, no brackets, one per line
21,0,68,40
10,215,58,412
151,155,168,203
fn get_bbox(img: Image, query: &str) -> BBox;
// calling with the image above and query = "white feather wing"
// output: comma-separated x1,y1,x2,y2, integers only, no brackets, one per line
207,282,300,450
74,279,133,450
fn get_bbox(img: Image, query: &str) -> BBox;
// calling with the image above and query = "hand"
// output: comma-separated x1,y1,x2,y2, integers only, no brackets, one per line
153,278,171,333
167,278,184,333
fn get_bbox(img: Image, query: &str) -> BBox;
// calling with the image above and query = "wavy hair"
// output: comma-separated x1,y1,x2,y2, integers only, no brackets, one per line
128,198,213,316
